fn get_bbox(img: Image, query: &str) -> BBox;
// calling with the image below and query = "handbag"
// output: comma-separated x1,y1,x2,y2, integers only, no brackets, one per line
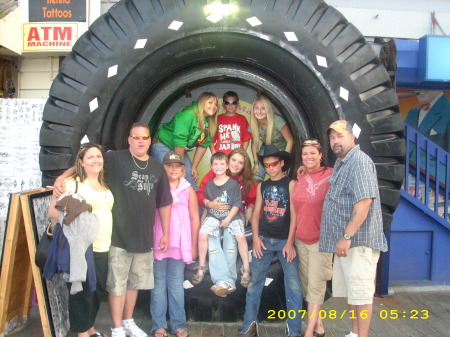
35,220,55,270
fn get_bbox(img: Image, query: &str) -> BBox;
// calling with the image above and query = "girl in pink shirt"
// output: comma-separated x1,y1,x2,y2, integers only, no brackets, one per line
151,152,200,337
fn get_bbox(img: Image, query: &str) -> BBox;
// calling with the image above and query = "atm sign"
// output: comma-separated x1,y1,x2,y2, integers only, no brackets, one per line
23,23,78,52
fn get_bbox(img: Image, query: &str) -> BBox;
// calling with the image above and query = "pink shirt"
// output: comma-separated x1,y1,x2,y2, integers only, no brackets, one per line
153,178,193,263
292,167,333,244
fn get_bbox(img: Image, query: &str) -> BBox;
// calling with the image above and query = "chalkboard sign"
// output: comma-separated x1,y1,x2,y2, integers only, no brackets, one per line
0,189,70,337
26,190,70,337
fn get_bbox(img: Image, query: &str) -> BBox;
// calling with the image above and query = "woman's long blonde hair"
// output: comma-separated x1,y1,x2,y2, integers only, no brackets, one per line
227,148,255,197
71,143,108,188
196,91,218,137
250,96,275,147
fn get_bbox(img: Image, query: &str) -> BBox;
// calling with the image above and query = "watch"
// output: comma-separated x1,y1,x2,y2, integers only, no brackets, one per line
343,233,352,240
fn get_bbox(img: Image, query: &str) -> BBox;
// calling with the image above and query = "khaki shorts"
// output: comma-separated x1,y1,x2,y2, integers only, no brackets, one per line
295,239,333,304
106,246,154,296
332,246,380,305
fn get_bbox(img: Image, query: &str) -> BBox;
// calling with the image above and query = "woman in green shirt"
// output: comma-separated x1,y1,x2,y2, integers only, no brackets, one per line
151,92,218,189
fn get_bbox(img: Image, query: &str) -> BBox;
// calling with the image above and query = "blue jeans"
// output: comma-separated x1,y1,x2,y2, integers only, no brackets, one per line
208,228,237,288
241,236,302,336
150,258,186,334
150,142,197,190
253,160,266,181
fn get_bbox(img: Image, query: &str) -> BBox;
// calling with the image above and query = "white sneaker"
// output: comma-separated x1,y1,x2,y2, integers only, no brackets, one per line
123,319,148,337
345,332,358,337
111,327,126,337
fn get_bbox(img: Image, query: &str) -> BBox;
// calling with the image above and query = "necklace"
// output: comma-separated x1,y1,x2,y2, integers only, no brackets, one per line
131,153,148,170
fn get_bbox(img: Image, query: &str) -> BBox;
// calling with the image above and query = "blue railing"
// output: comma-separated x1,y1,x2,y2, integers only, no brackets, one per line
404,123,449,223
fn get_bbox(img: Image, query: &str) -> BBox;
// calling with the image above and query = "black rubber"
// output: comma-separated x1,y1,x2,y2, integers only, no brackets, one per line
41,0,404,228
39,0,406,321
40,0,404,239
40,0,404,218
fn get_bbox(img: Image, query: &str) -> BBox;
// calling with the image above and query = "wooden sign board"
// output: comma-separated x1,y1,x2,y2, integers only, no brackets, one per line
0,189,69,337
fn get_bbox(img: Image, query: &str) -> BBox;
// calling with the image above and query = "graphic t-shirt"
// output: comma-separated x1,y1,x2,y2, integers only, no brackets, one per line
104,150,172,253
259,176,291,240
204,177,242,221
212,113,251,154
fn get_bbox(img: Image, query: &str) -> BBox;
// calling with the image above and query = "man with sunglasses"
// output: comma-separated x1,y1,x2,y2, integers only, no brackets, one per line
211,91,251,155
53,123,172,337
240,144,302,337
319,120,387,337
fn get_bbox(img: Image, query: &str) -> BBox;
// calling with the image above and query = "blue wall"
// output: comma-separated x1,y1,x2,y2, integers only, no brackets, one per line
389,192,450,285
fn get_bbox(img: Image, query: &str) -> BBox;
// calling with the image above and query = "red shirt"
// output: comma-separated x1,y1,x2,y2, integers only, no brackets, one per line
212,113,251,155
197,170,256,212
292,167,333,244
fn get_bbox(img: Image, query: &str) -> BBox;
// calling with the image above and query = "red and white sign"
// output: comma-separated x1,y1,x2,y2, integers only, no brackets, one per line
23,23,78,52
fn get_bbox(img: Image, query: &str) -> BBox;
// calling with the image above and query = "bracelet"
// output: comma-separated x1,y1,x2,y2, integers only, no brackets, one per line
204,199,209,207
254,160,259,164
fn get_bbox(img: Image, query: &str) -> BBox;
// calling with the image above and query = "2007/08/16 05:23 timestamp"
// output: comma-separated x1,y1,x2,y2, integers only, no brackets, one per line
267,309,429,320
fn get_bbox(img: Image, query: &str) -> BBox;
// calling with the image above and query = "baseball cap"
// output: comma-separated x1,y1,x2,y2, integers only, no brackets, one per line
326,120,354,135
163,151,184,165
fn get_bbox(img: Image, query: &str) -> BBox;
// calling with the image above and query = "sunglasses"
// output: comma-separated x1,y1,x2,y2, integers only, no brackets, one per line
263,160,280,168
302,139,320,146
224,101,238,105
130,134,150,140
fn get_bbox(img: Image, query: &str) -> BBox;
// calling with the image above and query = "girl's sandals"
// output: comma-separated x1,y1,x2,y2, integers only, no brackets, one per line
175,328,189,337
153,328,168,337
240,266,251,288
192,265,208,284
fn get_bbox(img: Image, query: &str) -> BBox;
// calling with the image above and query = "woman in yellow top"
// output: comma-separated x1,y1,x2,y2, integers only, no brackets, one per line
49,143,114,337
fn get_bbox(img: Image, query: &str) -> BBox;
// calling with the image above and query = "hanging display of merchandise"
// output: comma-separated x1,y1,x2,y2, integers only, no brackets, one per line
0,99,45,258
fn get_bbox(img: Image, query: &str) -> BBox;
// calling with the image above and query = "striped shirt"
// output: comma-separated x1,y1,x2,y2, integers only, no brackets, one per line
319,145,388,253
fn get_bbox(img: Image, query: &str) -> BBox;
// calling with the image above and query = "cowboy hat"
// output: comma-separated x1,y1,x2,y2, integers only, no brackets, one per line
257,144,292,172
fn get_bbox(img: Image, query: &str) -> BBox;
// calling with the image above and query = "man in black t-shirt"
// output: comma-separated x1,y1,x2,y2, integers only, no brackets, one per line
54,123,172,337
240,145,302,337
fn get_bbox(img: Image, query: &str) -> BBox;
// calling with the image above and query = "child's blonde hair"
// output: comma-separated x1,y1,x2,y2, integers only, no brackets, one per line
250,96,275,147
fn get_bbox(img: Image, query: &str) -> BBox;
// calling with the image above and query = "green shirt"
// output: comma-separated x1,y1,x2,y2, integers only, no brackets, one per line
248,114,288,150
156,102,211,150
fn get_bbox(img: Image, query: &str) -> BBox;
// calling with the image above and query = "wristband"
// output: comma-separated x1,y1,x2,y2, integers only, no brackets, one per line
254,160,259,164
204,199,209,207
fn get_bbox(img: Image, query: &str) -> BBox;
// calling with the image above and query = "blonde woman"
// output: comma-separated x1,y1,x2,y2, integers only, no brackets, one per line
151,92,219,189
249,96,294,181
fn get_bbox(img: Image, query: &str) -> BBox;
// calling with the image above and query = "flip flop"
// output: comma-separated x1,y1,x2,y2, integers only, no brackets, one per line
175,329,189,337
153,328,168,337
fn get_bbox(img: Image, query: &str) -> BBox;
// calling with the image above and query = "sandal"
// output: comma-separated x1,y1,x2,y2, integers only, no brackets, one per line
90,332,106,337
175,328,189,337
240,266,251,288
192,265,208,284
153,328,168,337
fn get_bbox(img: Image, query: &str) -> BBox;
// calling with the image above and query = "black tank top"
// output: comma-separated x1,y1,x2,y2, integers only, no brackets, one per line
259,176,291,240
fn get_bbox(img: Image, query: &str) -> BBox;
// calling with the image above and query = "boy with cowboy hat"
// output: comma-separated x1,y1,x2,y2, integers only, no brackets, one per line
240,145,302,337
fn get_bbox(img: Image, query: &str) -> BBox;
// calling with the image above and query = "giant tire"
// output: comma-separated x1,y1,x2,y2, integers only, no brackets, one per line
39,0,404,312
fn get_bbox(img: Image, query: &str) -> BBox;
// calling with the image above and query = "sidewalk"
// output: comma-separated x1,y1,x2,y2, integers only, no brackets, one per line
7,286,450,337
